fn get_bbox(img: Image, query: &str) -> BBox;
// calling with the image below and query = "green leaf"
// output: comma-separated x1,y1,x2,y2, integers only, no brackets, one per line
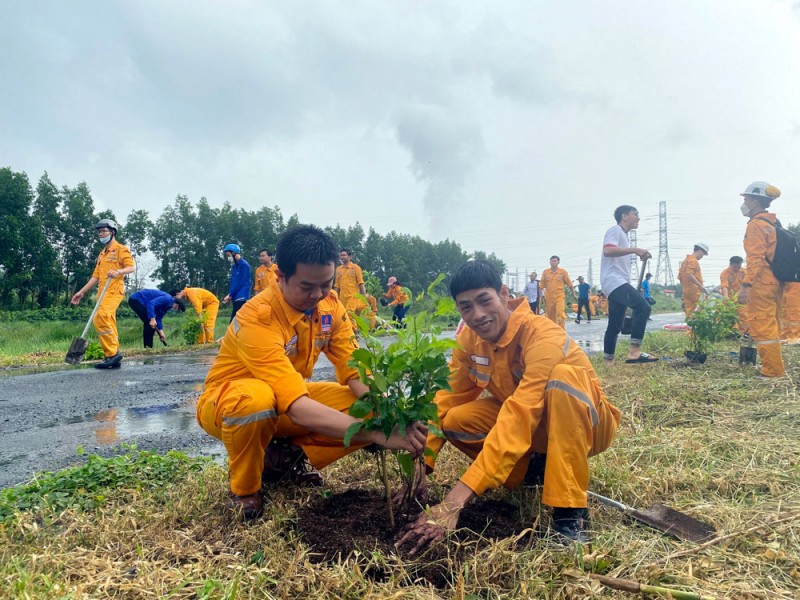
343,422,364,448
348,398,373,418
396,452,414,476
372,372,388,393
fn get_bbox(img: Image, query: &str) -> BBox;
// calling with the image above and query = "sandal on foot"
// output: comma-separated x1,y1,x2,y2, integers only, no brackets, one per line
625,353,659,364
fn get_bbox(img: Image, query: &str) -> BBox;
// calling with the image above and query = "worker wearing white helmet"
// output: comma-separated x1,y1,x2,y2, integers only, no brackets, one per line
738,181,785,376
677,243,709,320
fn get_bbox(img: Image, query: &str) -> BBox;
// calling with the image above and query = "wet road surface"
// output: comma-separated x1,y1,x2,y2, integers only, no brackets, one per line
0,312,683,488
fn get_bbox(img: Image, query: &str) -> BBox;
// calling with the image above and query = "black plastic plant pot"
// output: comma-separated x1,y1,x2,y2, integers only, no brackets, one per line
684,350,708,364
739,346,757,365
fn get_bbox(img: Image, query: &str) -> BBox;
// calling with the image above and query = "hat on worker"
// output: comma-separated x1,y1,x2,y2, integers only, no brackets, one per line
695,243,709,255
740,181,781,202
223,243,241,254
387,276,398,286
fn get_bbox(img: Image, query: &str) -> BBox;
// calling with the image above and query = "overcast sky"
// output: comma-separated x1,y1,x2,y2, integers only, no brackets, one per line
3,0,800,290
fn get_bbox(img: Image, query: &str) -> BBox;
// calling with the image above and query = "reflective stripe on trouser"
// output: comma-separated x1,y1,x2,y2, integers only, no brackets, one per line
544,295,566,329
747,283,784,377
439,364,619,508
199,303,219,344
683,292,700,320
93,293,123,357
196,380,365,496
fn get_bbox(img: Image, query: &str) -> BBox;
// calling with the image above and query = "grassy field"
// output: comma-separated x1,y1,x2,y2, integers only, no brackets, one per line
1,332,798,598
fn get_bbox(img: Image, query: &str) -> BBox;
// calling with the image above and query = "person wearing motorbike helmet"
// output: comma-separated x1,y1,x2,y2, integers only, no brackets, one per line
223,243,252,321
71,219,135,369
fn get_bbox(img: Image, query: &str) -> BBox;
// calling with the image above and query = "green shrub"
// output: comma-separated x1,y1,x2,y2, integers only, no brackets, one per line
686,296,740,356
182,311,207,345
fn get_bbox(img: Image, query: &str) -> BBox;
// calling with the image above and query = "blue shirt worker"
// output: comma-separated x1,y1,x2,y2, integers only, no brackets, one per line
575,276,592,323
641,273,655,304
128,289,185,348
223,243,252,322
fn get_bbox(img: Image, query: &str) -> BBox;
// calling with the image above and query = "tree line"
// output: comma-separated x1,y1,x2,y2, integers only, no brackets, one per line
0,167,505,310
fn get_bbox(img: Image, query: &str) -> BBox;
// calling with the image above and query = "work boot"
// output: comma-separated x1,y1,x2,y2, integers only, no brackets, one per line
523,452,547,487
226,492,263,520
552,507,591,545
94,353,123,369
262,438,324,487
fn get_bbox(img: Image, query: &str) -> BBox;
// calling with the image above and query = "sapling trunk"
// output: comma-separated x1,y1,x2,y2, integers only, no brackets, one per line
379,450,395,529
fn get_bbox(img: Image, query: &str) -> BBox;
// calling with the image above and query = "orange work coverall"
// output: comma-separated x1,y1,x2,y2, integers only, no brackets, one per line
678,255,704,320
743,213,785,376
183,287,220,344
92,239,134,358
384,285,409,306
335,262,366,312
720,266,748,332
540,267,572,328
425,298,620,509
781,282,800,344
254,263,278,294
196,286,365,497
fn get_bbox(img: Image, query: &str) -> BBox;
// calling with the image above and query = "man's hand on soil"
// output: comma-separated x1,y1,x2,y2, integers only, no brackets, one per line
394,502,459,556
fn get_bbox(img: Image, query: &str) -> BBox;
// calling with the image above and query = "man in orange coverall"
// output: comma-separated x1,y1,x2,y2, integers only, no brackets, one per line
738,181,785,376
334,248,368,319
396,260,620,552
677,243,709,320
540,255,574,329
71,219,135,369
719,256,748,332
254,249,278,293
172,287,220,343
781,282,800,344
196,225,427,519
384,276,410,326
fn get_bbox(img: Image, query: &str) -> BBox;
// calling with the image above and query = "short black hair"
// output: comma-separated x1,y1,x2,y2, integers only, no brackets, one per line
173,298,186,312
450,260,502,299
645,273,652,279
340,248,352,256
614,205,638,223
259,248,272,256
550,255,560,262
167,289,180,297
276,224,339,280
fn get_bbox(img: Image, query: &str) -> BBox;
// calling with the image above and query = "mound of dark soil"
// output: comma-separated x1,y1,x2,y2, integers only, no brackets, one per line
295,488,526,587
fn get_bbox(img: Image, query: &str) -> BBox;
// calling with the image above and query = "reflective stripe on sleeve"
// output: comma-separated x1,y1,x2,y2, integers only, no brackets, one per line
562,335,572,356
232,317,240,334
545,380,599,427
222,408,278,426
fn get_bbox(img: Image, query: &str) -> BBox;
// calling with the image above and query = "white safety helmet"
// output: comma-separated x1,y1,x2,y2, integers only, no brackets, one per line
740,181,781,202
95,218,118,234
695,243,709,255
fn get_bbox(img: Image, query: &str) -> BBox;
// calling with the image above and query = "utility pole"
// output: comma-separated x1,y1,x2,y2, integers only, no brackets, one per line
629,230,640,281
654,200,675,286
588,258,593,287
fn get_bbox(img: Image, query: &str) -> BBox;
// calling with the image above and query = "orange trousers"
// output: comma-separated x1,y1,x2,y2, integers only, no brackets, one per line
683,289,701,320
198,303,219,344
197,380,366,496
747,283,785,377
438,364,620,508
93,292,124,357
544,294,567,329
780,283,800,343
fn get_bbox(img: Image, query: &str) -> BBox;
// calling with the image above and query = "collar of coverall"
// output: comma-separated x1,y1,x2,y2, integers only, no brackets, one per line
101,238,119,253
270,283,327,327
747,210,776,223
486,296,529,349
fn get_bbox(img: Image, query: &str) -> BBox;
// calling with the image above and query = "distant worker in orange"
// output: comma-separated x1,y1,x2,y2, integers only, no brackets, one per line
254,249,278,293
173,287,220,344
739,181,785,376
383,276,410,326
540,255,575,329
719,256,748,332
677,243,709,320
71,219,135,369
334,248,367,318
781,282,800,344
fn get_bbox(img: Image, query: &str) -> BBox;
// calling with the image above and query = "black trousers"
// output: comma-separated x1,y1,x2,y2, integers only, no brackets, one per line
230,299,247,322
529,300,539,314
604,283,651,358
128,297,156,348
576,298,591,321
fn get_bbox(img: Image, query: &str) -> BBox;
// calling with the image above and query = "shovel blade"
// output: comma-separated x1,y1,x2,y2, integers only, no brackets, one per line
65,337,89,365
631,503,716,543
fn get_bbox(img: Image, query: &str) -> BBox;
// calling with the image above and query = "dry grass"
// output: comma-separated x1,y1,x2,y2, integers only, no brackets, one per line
2,342,800,598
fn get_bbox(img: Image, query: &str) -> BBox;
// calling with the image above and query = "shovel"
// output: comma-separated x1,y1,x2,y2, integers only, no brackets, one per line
65,278,111,365
589,490,715,542
621,258,648,335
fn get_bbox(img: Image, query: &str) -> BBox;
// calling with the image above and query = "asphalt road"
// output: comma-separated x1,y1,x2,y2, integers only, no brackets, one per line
0,312,684,489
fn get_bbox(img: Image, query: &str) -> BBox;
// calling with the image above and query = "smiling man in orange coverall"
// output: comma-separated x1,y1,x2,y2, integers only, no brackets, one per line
71,219,135,369
396,260,620,553
196,225,427,519
677,243,709,320
540,255,574,329
738,181,785,376
173,287,220,344
254,249,278,293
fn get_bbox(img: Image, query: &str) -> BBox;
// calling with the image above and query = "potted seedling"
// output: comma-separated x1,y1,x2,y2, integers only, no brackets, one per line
344,274,458,528
685,296,739,363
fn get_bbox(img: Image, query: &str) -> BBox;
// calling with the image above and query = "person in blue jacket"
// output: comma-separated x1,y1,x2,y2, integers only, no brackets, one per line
128,289,186,348
223,243,252,321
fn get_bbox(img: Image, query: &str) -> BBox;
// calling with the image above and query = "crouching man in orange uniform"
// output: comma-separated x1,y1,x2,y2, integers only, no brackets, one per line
396,260,620,552
196,225,427,519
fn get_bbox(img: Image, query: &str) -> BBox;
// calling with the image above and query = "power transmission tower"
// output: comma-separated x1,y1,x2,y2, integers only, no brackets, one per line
629,230,640,281
587,258,593,287
654,200,675,286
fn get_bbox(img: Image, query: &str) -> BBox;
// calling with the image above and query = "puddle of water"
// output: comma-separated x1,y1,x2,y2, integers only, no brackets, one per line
0,352,217,379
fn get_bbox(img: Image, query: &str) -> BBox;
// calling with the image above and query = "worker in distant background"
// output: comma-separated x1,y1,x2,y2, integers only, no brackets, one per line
128,289,185,347
522,271,540,314
71,219,135,369
574,276,592,324
223,243,251,321
720,256,748,333
738,181,785,376
781,282,800,344
334,249,367,321
383,276,410,327
173,287,220,344
540,256,574,329
254,249,278,294
677,243,709,320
